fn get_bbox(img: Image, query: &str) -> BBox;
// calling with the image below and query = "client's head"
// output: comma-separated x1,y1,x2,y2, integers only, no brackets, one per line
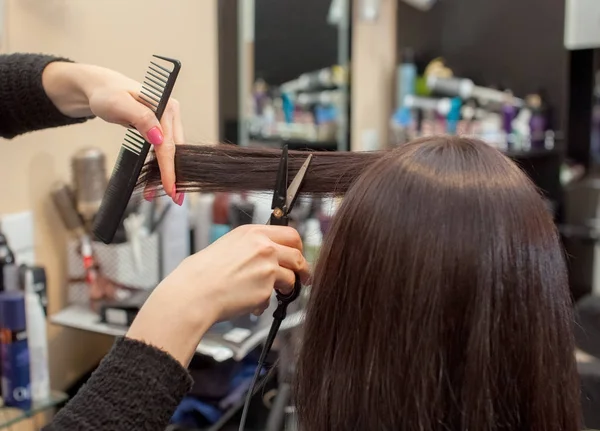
296,137,580,431
139,136,580,430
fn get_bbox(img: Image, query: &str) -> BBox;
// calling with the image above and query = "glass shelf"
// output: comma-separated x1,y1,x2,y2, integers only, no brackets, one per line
0,391,68,428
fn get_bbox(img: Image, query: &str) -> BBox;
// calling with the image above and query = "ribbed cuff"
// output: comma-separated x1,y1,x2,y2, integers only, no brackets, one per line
0,53,92,139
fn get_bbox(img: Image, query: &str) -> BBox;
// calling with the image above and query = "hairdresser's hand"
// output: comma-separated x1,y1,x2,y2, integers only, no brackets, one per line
126,225,310,367
42,61,183,204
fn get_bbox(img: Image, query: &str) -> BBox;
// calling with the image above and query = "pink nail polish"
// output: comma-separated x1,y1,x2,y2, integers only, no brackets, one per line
171,184,177,199
143,187,155,202
176,192,185,206
147,127,164,145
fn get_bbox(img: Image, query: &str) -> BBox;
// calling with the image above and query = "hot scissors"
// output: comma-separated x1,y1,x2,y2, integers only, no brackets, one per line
238,145,313,430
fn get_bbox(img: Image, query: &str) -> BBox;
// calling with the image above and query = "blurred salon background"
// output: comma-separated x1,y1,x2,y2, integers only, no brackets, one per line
1,0,600,429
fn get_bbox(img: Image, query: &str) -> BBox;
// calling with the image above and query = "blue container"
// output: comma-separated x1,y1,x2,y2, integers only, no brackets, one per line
397,48,417,110
0,291,31,410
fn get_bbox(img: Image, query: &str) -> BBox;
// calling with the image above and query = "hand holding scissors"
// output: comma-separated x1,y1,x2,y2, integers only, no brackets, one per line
239,145,313,431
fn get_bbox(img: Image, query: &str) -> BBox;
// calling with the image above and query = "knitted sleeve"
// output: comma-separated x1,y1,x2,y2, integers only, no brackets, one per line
42,337,193,431
0,53,91,139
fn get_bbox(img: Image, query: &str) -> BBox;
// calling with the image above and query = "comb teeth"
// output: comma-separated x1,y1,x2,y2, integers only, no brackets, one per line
150,61,170,73
121,56,181,155
140,89,160,108
137,56,178,114
149,63,169,78
147,73,168,85
122,128,146,155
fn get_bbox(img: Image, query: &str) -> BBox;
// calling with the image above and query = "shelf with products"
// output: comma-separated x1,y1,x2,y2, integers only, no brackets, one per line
245,65,349,151
391,81,559,153
391,33,569,220
0,391,68,428
391,121,565,158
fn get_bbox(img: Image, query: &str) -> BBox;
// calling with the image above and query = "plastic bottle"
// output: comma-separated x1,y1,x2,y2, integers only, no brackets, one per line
0,291,31,410
397,47,417,110
303,219,323,270
0,233,16,292
20,265,48,316
446,97,463,135
24,271,50,403
527,94,547,149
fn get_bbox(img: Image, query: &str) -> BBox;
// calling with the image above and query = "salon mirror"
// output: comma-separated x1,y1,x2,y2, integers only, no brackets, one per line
218,0,351,152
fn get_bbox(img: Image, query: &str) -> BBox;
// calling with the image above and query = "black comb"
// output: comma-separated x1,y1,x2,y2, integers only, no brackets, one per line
93,55,181,244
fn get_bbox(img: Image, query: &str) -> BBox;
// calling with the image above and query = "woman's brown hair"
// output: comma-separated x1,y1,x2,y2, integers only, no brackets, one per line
139,137,581,431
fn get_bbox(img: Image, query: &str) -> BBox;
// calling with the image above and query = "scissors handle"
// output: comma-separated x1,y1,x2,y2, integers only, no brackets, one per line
273,274,302,321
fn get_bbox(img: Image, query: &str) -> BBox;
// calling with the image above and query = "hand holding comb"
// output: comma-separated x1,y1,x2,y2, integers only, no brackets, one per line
93,55,181,244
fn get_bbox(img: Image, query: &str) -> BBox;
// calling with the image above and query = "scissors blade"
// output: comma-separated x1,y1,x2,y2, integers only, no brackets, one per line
265,153,313,225
271,145,289,211
285,154,313,213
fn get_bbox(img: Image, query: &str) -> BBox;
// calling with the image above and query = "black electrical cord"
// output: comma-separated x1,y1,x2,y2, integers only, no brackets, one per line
238,276,301,431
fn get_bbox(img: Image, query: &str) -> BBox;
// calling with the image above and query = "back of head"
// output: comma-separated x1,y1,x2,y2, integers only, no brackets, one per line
295,137,580,430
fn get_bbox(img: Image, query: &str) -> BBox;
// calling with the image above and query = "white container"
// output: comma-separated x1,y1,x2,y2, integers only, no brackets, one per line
66,233,161,306
25,283,50,403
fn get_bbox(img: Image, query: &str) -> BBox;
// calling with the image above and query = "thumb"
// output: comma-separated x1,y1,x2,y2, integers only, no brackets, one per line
119,96,164,145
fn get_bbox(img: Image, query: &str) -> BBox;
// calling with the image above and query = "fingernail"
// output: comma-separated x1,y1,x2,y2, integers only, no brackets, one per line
147,127,164,145
143,187,155,202
172,184,184,206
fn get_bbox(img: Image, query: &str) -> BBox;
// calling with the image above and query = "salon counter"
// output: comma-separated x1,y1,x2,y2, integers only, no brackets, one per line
50,305,305,363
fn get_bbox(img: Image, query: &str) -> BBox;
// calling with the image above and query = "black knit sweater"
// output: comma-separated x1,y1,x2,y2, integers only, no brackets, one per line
44,338,192,430
0,53,94,138
1,53,193,429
